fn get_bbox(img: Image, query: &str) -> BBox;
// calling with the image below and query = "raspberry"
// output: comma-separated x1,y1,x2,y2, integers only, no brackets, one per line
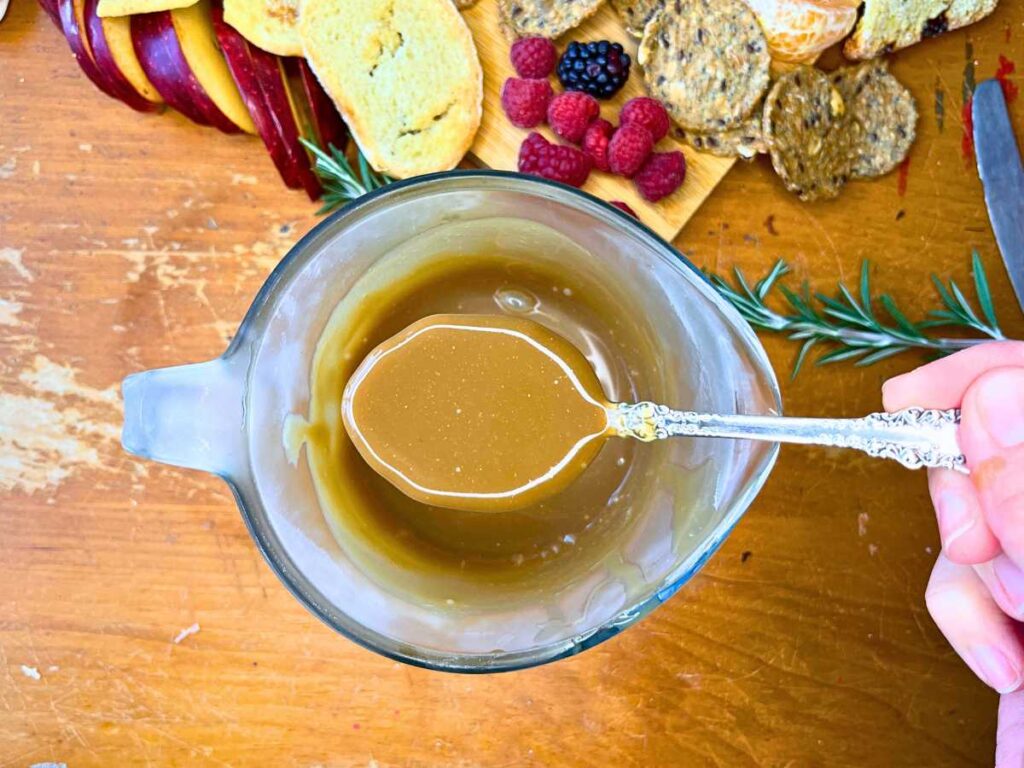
582,118,614,172
500,77,553,128
634,151,686,202
609,200,638,217
510,37,557,79
607,123,653,177
547,91,599,144
518,132,592,187
619,97,670,143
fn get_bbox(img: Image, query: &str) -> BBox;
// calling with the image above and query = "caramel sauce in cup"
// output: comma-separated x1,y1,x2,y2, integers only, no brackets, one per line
342,314,615,512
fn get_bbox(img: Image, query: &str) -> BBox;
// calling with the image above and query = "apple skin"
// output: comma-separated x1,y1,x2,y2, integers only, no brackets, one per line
294,57,348,153
212,4,305,190
131,10,239,132
131,11,212,125
246,42,322,199
57,0,141,104
83,0,163,112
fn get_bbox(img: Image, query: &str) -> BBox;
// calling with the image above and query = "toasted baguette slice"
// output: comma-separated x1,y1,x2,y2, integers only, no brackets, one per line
299,0,483,178
844,0,998,59
98,0,196,18
223,0,301,56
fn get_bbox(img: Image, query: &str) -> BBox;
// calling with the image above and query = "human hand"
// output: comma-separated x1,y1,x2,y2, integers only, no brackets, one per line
883,341,1024,765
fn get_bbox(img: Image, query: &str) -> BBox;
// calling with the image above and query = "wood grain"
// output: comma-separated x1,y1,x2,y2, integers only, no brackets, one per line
463,0,735,240
1,1,1023,766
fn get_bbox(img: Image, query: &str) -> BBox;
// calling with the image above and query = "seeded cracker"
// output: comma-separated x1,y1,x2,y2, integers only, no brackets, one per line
638,0,770,132
498,0,606,39
611,0,662,38
763,66,858,201
673,110,766,160
831,61,917,178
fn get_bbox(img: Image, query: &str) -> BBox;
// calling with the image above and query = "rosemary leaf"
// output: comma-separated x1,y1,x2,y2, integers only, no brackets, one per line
755,260,789,301
791,338,818,379
859,261,873,318
817,347,870,366
878,294,925,340
973,250,1000,331
931,273,958,313
856,347,910,366
950,279,983,328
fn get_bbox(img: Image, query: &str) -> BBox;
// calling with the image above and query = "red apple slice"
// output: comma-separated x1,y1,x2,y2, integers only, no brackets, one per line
99,13,165,105
291,57,348,152
84,0,163,111
247,44,321,199
57,0,142,103
281,57,318,147
212,4,304,189
132,11,214,125
170,0,255,134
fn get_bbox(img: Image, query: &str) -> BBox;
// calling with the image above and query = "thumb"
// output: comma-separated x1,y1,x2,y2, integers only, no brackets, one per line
959,367,1024,567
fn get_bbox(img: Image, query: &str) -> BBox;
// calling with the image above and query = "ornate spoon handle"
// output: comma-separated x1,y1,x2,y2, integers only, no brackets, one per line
612,403,967,473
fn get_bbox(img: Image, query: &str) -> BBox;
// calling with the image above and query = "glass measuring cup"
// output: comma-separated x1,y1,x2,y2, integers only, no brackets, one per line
121,172,782,672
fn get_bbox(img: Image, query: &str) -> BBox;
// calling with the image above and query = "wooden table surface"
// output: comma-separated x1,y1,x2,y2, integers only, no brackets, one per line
2,1,1023,765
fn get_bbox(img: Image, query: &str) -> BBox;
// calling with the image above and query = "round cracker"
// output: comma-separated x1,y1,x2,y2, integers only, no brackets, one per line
831,61,918,179
673,111,766,160
763,66,858,202
498,0,605,39
638,0,770,132
610,0,661,38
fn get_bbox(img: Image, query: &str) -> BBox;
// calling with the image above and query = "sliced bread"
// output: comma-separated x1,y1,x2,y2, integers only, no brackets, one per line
97,0,196,17
223,0,302,57
299,0,483,178
844,0,999,59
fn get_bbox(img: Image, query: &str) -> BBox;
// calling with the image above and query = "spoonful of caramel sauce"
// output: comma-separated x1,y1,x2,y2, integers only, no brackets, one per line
342,314,966,513
342,314,612,512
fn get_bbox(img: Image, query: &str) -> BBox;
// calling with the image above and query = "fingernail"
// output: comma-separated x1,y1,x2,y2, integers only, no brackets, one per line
992,557,1024,618
968,645,1023,694
975,369,1024,449
935,491,976,549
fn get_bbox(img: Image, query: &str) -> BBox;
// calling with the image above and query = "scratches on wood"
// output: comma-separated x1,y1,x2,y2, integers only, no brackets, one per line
0,355,123,494
0,248,34,282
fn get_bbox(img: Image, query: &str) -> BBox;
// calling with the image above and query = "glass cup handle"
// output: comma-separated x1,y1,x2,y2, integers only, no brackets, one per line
121,356,245,476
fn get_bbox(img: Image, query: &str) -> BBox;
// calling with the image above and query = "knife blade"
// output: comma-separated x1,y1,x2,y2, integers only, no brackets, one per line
973,78,1024,313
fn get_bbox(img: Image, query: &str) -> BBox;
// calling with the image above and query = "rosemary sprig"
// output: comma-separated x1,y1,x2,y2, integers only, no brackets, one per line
708,252,1006,377
300,138,393,215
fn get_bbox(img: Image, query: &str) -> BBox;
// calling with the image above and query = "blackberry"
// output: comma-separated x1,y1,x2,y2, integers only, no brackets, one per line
557,40,631,100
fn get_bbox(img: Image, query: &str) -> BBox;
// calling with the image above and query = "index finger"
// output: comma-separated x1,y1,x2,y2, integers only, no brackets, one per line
882,341,1024,411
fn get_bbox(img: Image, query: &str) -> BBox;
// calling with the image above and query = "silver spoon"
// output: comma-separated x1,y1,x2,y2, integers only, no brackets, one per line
612,403,967,473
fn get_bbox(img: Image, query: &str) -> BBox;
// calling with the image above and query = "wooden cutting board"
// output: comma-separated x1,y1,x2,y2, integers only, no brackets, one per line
462,0,737,241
